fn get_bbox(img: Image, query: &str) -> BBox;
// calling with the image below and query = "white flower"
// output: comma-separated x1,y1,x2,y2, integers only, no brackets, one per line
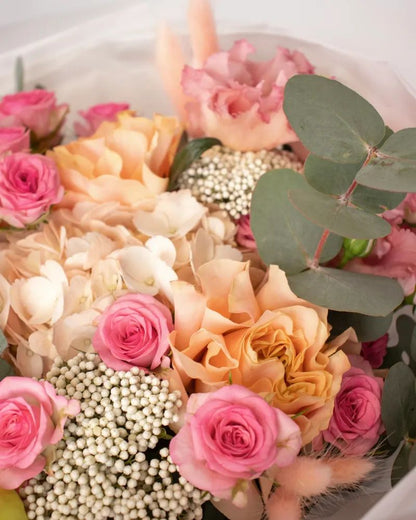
191,229,242,272
115,238,177,302
10,260,68,326
133,190,207,239
52,309,99,360
91,258,124,297
65,232,115,271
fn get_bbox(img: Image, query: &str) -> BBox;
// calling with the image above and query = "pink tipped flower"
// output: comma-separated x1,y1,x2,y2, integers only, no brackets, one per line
0,126,30,155
74,102,130,137
236,214,257,250
0,377,79,489
92,293,173,371
156,0,314,151
181,39,314,150
0,152,64,228
170,385,301,500
361,333,388,369
0,89,68,141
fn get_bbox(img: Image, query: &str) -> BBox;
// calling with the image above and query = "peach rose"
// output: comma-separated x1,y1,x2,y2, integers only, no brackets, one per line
49,112,183,208
170,259,351,444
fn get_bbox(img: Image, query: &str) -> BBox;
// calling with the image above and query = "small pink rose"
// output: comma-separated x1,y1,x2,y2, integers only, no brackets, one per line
0,89,68,140
0,377,79,489
236,214,257,250
361,333,388,369
0,127,30,155
170,385,301,499
74,102,130,137
92,293,173,371
181,39,314,151
0,152,64,228
322,365,384,455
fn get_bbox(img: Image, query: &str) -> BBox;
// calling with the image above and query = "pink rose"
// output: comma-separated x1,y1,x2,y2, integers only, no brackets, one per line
181,39,314,151
361,333,388,369
74,102,130,137
92,293,173,371
0,377,79,489
322,359,384,455
0,89,68,140
170,385,301,499
0,127,30,155
0,153,64,228
236,214,257,250
346,225,416,295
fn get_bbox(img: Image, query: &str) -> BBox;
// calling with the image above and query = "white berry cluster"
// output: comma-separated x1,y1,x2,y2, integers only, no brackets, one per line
176,145,303,219
20,353,210,520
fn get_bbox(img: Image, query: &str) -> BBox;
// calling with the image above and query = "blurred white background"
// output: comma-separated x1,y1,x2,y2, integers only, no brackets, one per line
0,0,415,89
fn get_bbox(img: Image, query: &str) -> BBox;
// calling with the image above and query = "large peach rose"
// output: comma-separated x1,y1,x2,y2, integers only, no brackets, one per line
49,113,183,208
170,259,352,444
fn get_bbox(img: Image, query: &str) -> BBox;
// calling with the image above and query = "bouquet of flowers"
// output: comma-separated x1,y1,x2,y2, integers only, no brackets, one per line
0,1,415,519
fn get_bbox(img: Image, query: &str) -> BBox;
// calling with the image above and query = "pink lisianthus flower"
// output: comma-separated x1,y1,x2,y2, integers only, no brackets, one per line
181,39,314,151
0,152,64,228
92,293,173,371
0,126,30,155
170,385,301,500
0,89,68,141
345,225,416,296
383,193,416,226
322,356,384,456
236,214,257,250
361,333,388,369
74,102,131,137
0,377,79,489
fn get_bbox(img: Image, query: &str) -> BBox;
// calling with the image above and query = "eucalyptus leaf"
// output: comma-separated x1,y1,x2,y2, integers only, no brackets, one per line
304,154,361,195
351,186,406,213
356,129,416,192
411,324,416,363
382,314,416,369
391,442,413,486
409,443,416,470
168,137,221,190
0,359,14,381
288,267,404,316
328,311,392,342
250,169,342,274
377,125,394,147
283,75,385,163
382,362,416,447
288,185,391,239
0,330,7,355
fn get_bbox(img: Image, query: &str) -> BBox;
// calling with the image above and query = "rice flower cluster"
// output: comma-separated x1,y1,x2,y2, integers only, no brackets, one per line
176,146,303,218
19,353,210,520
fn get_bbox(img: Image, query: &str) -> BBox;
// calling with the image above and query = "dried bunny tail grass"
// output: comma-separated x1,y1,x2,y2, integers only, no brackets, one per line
188,0,219,66
324,456,375,487
266,488,302,520
273,457,333,498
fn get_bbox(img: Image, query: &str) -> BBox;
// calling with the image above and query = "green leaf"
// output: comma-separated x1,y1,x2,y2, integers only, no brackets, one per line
0,330,7,355
0,359,14,381
409,443,416,470
288,267,404,316
250,169,342,274
356,129,416,192
304,154,361,195
14,56,24,93
382,314,416,370
391,442,413,486
351,185,406,213
283,75,385,163
328,311,392,342
288,185,391,239
168,137,221,190
377,125,394,147
411,325,416,363
382,362,416,447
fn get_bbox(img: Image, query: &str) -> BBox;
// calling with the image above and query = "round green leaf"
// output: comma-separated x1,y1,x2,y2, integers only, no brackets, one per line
0,359,14,381
283,75,385,163
351,185,406,213
382,362,416,447
356,129,416,192
328,311,392,342
0,330,7,355
288,267,404,316
304,154,360,194
288,185,391,239
250,169,342,274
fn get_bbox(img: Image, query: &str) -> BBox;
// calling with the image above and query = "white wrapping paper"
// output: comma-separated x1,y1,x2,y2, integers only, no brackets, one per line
0,2,415,518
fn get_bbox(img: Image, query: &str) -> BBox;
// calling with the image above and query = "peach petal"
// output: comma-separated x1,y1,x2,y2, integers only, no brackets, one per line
171,281,206,348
